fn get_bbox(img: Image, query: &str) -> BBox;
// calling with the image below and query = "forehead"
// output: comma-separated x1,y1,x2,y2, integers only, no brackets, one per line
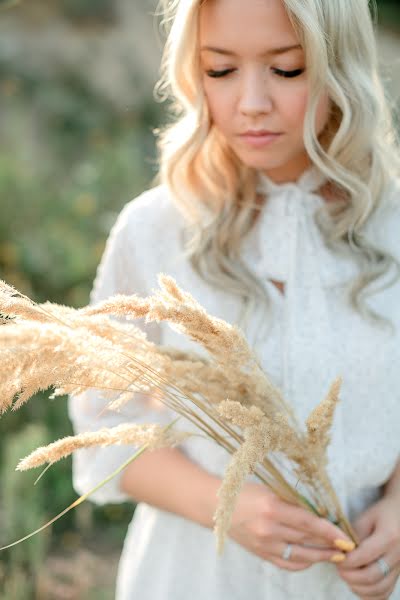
199,0,300,50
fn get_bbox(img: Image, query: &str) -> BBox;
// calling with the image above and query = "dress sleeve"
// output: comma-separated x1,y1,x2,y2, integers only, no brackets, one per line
67,199,175,505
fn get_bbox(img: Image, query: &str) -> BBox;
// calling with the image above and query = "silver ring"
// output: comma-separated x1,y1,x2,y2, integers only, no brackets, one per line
377,557,391,578
282,543,293,561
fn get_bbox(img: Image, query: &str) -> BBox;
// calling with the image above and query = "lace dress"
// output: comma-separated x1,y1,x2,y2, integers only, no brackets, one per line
68,166,400,599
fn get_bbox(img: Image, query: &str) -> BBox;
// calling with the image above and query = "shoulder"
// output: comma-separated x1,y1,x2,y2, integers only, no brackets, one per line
114,184,184,239
105,184,187,292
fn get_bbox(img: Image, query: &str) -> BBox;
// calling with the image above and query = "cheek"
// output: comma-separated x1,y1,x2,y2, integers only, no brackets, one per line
278,87,309,131
280,88,330,136
203,82,233,126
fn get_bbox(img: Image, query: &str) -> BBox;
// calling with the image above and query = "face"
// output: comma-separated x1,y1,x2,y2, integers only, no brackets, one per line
199,0,331,183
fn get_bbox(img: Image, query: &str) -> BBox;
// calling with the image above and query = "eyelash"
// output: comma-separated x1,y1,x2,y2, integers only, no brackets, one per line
206,68,304,79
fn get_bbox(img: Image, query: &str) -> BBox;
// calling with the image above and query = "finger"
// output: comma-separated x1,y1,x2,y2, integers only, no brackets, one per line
270,541,346,565
276,503,354,549
302,538,336,549
274,524,335,549
352,510,375,542
347,572,396,599
337,531,388,570
268,556,312,572
337,551,400,585
357,596,391,600
337,560,388,586
359,596,394,600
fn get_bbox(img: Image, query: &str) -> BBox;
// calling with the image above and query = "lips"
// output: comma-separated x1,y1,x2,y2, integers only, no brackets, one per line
240,130,282,136
238,131,283,148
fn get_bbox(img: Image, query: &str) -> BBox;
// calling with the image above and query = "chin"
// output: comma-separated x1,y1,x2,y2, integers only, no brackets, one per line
235,151,289,172
234,143,308,173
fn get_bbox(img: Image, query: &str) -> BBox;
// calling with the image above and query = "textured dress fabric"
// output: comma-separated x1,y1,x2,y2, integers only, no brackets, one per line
68,165,400,599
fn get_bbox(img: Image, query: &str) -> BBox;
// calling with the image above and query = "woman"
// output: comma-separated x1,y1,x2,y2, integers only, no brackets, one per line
68,0,400,597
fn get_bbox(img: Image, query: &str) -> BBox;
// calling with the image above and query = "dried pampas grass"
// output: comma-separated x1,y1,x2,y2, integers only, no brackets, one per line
0,274,358,553
17,423,192,471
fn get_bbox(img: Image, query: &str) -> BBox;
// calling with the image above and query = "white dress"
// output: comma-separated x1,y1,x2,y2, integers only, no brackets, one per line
68,165,400,599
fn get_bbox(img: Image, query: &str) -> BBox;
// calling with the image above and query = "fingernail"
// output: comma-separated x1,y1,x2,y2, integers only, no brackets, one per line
334,539,355,552
330,553,346,563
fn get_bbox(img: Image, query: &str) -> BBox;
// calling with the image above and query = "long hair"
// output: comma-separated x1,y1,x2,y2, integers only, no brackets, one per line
151,0,400,336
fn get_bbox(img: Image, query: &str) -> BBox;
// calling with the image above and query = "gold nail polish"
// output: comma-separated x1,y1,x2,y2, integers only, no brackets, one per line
334,539,355,552
330,553,346,563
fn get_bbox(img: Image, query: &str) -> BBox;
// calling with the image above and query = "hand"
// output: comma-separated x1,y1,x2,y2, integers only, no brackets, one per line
228,482,353,571
336,494,400,599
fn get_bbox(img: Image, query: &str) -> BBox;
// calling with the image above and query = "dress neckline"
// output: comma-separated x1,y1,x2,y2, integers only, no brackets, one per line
255,164,329,217
256,164,328,196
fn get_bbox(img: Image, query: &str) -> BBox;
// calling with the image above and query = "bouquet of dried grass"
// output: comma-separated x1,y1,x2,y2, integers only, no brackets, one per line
0,273,358,553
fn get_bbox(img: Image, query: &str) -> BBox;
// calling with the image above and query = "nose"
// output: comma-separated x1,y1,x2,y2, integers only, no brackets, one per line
238,70,273,116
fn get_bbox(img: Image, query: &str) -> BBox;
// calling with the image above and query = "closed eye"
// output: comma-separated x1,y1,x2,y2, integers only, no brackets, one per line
205,68,304,79
206,69,235,78
272,68,304,78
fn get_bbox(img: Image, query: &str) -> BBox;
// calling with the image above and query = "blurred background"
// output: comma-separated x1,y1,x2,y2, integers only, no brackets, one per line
0,0,399,598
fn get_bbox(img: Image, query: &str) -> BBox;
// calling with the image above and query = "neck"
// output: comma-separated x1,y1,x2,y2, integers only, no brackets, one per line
261,156,313,184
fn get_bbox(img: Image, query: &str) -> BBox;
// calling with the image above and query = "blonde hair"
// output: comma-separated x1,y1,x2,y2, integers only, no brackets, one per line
151,0,400,336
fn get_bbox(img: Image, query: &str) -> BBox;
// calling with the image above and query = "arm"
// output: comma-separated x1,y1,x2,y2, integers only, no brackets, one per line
120,446,221,529
68,198,176,505
383,457,400,500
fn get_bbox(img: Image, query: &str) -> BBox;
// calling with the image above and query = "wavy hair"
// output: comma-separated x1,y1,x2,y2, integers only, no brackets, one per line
151,0,400,338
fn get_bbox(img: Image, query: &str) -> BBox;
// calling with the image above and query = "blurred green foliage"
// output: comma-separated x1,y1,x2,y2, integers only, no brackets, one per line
0,3,165,596
59,0,116,24
376,0,400,31
0,424,50,599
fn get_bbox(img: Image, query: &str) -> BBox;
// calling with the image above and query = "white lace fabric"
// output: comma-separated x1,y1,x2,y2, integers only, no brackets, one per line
68,169,400,599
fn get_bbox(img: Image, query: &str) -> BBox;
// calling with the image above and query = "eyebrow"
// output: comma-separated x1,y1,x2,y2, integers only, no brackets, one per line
200,44,302,57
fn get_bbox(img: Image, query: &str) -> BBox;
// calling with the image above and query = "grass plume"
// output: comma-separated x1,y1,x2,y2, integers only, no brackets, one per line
0,275,358,551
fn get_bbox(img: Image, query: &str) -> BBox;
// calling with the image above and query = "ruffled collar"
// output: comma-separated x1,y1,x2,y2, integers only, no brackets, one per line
240,164,353,451
257,164,328,195
240,163,359,289
255,164,328,216
238,165,395,495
